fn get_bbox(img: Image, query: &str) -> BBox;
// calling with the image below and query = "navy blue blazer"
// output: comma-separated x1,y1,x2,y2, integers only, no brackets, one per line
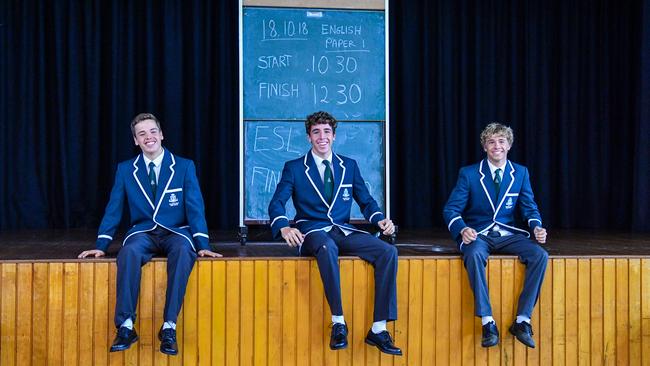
443,159,542,247
95,149,210,252
268,152,385,240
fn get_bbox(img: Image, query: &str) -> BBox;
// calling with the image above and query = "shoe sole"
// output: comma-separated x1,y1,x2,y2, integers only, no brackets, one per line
160,347,179,355
508,327,535,348
481,340,498,347
110,336,139,352
481,335,499,348
364,338,403,356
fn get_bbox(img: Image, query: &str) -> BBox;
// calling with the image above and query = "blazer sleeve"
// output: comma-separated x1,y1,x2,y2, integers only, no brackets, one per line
442,168,471,240
268,162,294,240
351,161,385,225
517,167,543,230
95,165,125,252
183,161,210,251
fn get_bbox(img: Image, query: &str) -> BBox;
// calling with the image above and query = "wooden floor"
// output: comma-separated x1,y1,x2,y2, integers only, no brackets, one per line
0,229,648,365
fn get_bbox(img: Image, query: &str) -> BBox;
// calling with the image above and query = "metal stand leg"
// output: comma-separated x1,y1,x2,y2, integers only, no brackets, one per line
390,225,398,245
375,225,398,244
238,226,248,245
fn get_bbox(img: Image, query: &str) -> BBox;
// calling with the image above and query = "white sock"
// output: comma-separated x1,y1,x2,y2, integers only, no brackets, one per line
481,316,495,325
331,315,345,325
516,315,530,324
120,318,133,330
371,320,387,334
162,321,176,330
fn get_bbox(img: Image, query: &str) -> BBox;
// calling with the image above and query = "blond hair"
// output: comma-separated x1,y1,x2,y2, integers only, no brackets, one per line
480,123,514,147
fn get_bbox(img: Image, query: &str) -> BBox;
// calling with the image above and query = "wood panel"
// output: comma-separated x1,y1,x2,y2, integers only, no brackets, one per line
0,257,649,365
16,263,32,366
603,259,616,364
63,263,79,366
565,259,578,365
591,259,604,366
32,263,48,365
435,259,450,366
2,263,17,366
196,261,212,366
577,259,591,366
539,257,553,365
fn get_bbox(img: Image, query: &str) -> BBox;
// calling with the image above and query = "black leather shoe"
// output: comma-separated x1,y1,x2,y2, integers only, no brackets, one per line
110,326,138,352
330,323,348,350
509,321,535,348
481,322,499,347
365,330,402,355
158,327,179,355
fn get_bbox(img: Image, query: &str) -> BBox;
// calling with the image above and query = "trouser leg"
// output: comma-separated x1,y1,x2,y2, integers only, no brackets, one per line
302,230,343,316
160,234,197,323
461,238,493,317
115,233,157,327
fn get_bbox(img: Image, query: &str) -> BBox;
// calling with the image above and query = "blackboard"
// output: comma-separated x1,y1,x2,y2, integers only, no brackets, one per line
241,5,388,224
244,121,385,221
242,7,385,120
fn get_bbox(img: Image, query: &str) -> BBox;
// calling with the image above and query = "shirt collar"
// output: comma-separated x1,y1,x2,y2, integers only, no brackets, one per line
311,150,333,166
486,159,507,177
143,148,165,168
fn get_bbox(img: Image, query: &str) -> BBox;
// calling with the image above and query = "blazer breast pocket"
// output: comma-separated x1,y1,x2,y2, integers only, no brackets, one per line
165,188,183,207
504,193,518,210
339,184,353,201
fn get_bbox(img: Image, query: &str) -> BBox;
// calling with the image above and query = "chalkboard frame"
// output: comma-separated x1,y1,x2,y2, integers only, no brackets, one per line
238,0,390,231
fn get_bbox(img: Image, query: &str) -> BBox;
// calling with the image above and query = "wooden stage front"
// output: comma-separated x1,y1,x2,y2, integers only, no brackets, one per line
0,229,648,365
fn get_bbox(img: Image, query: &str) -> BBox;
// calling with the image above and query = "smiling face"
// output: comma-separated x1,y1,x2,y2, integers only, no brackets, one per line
483,133,511,166
133,119,164,160
307,123,335,158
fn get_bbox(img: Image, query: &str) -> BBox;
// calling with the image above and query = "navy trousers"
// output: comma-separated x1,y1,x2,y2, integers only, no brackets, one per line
301,226,398,322
461,234,548,318
114,227,197,328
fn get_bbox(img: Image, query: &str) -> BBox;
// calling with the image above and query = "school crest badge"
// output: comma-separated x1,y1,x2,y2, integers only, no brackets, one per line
169,193,179,207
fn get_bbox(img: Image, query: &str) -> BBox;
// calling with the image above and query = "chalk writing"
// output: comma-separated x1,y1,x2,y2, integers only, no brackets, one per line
253,125,303,154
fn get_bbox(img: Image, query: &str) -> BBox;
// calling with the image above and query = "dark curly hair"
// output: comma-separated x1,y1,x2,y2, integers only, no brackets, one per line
305,111,337,134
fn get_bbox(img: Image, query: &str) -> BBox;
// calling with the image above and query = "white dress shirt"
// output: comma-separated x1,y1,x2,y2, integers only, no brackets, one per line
311,150,333,183
486,159,505,183
485,159,512,237
143,149,165,183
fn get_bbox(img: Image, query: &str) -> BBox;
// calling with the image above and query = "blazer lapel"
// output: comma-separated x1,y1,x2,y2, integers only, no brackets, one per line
495,161,513,206
332,154,344,191
137,155,155,201
479,159,496,211
329,154,346,208
133,155,156,209
155,151,173,207
303,153,329,207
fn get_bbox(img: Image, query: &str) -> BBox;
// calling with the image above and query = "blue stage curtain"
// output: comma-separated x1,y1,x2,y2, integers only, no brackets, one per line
0,0,647,232
0,0,239,229
389,0,649,231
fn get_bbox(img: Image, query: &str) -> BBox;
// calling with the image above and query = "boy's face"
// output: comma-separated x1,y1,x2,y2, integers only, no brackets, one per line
307,123,335,159
483,133,511,165
133,119,164,159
